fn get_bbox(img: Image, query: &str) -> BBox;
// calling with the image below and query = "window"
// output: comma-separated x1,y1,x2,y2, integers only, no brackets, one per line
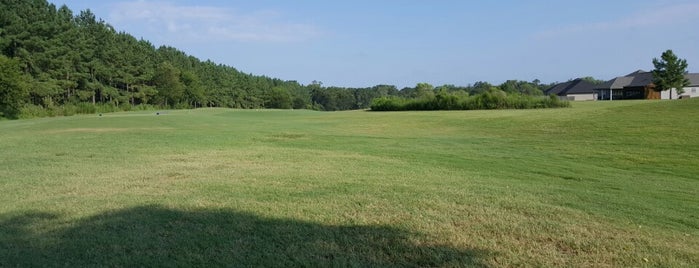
692,88,697,94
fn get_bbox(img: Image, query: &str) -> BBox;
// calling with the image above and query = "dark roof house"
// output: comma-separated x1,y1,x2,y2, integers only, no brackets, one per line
596,70,651,90
544,79,597,100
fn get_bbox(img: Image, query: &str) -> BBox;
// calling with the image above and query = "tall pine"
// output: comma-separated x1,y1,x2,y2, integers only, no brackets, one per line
652,49,690,99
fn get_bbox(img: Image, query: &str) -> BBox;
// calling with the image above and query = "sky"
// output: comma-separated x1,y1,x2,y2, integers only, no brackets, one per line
50,0,699,88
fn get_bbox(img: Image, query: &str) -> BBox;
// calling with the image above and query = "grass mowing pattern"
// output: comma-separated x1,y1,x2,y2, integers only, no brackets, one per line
0,100,697,266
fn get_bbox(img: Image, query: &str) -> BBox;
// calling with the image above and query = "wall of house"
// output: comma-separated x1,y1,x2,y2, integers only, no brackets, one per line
566,93,596,101
661,87,699,99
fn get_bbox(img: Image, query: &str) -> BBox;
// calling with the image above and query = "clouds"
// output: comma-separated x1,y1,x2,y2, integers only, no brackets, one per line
108,0,321,43
534,3,699,39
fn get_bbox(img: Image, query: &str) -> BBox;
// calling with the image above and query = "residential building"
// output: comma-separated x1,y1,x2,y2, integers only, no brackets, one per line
543,79,597,101
595,70,699,100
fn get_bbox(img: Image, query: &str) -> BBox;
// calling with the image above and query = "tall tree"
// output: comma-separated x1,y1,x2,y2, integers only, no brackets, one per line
181,70,205,108
414,82,435,99
469,81,492,95
0,55,28,118
266,86,292,109
153,61,184,107
652,49,690,99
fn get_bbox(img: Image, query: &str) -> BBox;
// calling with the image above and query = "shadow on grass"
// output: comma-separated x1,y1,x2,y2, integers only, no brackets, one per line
1,205,492,267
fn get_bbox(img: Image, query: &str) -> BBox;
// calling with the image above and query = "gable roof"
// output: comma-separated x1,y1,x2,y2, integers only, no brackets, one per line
597,71,653,90
544,79,597,96
597,76,633,90
627,72,654,87
626,70,647,76
598,71,699,90
566,79,597,94
686,73,699,86
544,81,573,95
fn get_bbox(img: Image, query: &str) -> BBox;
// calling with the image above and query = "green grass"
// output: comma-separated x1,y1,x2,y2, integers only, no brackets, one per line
1,100,697,267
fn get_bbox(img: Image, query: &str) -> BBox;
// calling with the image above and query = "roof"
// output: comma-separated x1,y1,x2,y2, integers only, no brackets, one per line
597,71,654,90
627,72,654,87
626,70,647,76
544,79,597,96
597,76,633,90
566,79,598,94
597,70,699,90
544,81,572,95
686,73,699,86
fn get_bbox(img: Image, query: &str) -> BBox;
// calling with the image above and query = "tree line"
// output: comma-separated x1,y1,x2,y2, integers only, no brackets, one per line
370,84,569,111
0,0,555,119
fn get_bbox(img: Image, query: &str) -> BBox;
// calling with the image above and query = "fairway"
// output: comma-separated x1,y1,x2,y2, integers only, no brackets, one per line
1,100,697,266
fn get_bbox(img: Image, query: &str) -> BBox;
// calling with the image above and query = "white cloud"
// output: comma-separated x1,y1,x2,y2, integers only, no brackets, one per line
534,3,699,39
108,0,321,43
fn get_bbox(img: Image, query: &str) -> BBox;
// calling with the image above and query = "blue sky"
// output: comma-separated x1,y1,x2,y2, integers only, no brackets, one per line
50,0,699,88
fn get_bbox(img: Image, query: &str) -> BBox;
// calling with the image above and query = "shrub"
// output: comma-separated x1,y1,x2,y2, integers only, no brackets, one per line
62,104,77,116
371,92,570,111
19,104,49,118
370,97,407,111
119,103,133,111
134,104,158,111
95,104,120,113
174,102,191,110
76,103,97,114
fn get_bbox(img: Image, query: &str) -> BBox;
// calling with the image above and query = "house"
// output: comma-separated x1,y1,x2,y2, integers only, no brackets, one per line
661,73,699,99
543,79,598,101
595,70,699,100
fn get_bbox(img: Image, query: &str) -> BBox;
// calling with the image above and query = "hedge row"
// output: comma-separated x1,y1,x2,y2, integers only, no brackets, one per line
18,103,159,119
370,92,570,111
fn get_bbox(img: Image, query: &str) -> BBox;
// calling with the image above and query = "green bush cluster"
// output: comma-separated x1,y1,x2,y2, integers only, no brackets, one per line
371,91,569,111
18,103,158,119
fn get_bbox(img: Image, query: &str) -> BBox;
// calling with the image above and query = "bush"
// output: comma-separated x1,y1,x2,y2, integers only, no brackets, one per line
174,102,191,110
370,92,570,111
19,104,49,118
370,97,407,111
134,104,158,111
61,104,77,116
76,103,97,114
119,103,132,111
18,102,165,119
95,104,120,113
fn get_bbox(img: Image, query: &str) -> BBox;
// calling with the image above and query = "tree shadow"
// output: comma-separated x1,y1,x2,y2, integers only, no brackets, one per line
1,205,492,267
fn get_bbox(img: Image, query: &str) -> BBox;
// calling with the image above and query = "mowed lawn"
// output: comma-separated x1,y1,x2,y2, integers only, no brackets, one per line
0,99,697,267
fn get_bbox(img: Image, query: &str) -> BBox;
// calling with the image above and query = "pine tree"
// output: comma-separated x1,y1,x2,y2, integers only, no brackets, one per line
153,61,184,107
652,50,690,99
0,55,28,118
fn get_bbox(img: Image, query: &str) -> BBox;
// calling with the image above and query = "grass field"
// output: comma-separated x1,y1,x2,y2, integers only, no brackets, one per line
1,99,697,267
